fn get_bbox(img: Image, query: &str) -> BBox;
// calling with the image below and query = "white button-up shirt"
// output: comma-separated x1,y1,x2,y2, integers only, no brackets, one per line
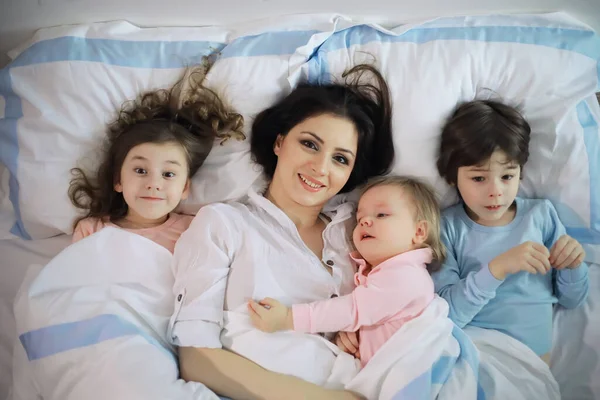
168,189,359,385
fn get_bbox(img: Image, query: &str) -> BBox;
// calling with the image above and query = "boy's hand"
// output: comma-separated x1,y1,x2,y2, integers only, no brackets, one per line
248,297,293,333
550,235,586,269
335,331,360,359
489,241,551,280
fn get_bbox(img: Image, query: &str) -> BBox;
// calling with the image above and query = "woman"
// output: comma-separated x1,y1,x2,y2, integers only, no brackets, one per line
169,64,395,399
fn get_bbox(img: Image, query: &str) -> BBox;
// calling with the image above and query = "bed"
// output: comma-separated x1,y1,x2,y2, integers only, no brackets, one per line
1,7,599,400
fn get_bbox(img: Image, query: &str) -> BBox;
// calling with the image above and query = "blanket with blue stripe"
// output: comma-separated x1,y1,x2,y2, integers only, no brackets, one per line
13,228,560,400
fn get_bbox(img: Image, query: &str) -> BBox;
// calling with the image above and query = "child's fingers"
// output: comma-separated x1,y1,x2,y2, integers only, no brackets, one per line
554,241,577,268
560,249,583,269
530,242,550,258
339,333,358,354
522,262,539,275
259,297,279,309
335,336,350,353
532,242,550,258
554,248,572,269
346,332,359,349
529,252,550,274
549,235,572,265
549,242,557,261
572,254,585,268
248,300,268,318
247,300,257,313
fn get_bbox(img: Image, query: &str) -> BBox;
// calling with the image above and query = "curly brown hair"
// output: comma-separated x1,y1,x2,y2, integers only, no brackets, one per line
69,60,244,228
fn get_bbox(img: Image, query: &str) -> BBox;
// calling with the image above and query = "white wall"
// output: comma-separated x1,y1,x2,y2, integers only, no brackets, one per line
1,0,600,67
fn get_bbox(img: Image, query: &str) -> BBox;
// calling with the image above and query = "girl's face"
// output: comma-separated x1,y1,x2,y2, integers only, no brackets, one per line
353,185,426,266
456,149,521,227
115,142,190,226
270,113,358,209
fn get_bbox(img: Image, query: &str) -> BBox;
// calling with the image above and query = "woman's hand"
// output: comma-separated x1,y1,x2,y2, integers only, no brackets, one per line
248,297,294,332
335,331,360,359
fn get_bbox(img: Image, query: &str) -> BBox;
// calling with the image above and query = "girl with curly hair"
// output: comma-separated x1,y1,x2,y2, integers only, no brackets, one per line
69,61,244,253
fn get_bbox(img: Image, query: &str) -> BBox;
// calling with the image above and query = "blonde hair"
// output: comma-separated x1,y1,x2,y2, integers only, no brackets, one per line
360,175,446,273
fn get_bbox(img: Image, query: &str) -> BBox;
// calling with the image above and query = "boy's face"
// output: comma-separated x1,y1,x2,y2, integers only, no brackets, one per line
456,149,520,227
353,185,419,266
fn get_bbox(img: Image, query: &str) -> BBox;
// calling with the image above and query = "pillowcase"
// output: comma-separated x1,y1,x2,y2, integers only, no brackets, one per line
0,16,344,238
298,12,600,263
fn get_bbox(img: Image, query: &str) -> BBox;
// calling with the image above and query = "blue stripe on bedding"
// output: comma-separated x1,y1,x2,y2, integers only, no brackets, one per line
8,37,226,69
391,326,485,399
8,29,320,69
19,314,165,361
221,30,319,58
306,24,600,84
313,25,600,61
573,101,600,242
451,326,486,400
0,69,30,239
392,368,435,399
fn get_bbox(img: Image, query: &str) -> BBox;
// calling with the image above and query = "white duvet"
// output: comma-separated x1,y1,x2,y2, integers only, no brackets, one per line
12,228,218,400
12,227,561,400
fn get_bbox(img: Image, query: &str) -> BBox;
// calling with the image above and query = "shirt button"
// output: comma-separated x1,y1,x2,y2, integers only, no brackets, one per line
177,294,182,302
326,260,334,266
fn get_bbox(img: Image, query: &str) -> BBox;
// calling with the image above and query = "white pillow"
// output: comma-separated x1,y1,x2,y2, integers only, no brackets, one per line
0,16,345,238
1,12,599,265
296,12,600,263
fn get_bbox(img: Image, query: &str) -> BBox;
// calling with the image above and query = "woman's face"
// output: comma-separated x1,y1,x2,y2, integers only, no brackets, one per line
271,113,358,209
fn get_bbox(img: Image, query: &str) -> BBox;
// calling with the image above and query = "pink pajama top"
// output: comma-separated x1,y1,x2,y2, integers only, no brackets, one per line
292,248,435,366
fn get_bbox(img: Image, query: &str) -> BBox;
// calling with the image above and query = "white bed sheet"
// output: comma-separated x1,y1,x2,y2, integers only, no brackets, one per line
0,235,71,398
0,235,598,399
552,264,600,400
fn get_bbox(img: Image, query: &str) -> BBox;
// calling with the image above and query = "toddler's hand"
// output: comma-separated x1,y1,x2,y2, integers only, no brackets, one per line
489,241,551,280
248,297,293,333
335,331,360,359
550,235,585,269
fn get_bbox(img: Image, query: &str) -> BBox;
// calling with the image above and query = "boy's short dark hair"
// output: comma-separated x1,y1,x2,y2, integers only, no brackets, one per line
436,100,531,185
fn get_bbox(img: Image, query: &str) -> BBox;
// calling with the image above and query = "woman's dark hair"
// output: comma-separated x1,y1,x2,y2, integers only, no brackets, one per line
69,62,244,228
250,64,395,193
437,99,531,185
